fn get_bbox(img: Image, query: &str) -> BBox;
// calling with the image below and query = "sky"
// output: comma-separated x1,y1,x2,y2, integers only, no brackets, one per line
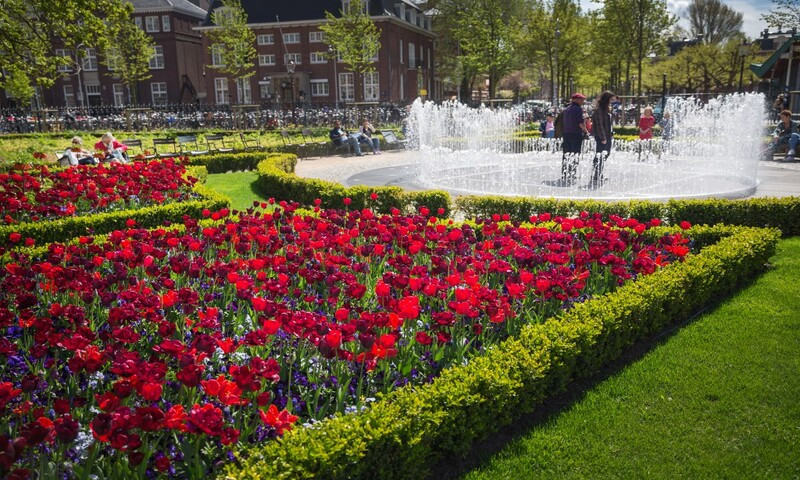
583,0,774,40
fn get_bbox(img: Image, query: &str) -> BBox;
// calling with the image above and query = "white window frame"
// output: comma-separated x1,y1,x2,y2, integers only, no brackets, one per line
211,44,224,67
284,53,301,65
56,49,72,72
282,32,300,44
309,31,325,43
408,43,415,68
399,39,403,64
162,15,171,32
83,48,98,71
113,84,125,107
259,81,271,100
149,45,165,70
310,52,327,64
310,79,329,97
63,85,75,107
339,72,354,102
237,78,252,104
85,83,101,96
257,34,274,45
215,78,229,105
151,82,168,105
134,17,142,29
258,54,276,66
364,71,379,101
106,48,120,71
145,16,160,33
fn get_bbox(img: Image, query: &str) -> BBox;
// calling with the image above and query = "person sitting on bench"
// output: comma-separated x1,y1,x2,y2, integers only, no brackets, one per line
64,137,98,166
765,110,800,161
360,119,381,155
94,132,129,163
329,120,363,156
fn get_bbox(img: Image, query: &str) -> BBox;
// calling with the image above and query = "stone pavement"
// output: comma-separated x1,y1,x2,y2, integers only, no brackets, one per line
296,150,800,199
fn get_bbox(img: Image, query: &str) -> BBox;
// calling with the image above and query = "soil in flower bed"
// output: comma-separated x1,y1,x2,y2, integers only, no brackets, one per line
0,158,199,224
0,203,690,479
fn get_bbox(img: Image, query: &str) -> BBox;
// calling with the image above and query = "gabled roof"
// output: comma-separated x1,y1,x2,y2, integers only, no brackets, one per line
130,0,209,20
201,0,423,27
750,34,800,78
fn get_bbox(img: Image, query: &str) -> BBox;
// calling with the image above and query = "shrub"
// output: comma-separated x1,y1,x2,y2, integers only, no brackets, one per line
224,224,778,480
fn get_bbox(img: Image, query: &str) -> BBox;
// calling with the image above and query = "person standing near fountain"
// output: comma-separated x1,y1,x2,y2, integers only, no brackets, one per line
561,93,589,185
590,91,616,187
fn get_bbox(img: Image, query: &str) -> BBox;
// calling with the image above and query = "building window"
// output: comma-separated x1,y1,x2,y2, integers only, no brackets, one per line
215,78,229,105
399,39,403,64
134,17,142,29
211,44,224,66
259,54,276,66
309,31,325,43
282,33,300,44
310,52,327,64
162,15,171,32
85,83,101,97
149,45,165,69
364,72,379,101
399,74,404,100
236,78,252,104
56,50,72,72
257,34,274,45
63,85,75,107
259,81,271,100
145,16,160,32
408,42,415,68
370,49,378,62
310,79,329,97
151,82,167,104
284,53,301,65
339,73,354,102
82,48,98,71
113,84,125,106
428,48,431,69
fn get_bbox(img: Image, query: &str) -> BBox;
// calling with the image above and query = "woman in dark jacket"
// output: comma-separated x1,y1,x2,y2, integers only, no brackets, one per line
590,91,615,187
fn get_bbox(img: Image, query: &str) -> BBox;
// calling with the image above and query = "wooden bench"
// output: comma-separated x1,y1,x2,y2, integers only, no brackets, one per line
239,132,263,150
153,138,179,158
121,139,155,159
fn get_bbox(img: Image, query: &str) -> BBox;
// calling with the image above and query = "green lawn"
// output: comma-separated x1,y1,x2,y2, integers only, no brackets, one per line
204,171,265,212
463,238,800,480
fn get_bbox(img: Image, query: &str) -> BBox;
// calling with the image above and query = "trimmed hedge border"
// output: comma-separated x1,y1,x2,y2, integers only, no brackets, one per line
223,224,779,480
253,153,451,215
456,195,800,237
0,165,230,249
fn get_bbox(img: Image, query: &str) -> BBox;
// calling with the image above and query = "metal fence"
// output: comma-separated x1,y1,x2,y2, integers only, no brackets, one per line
0,102,409,133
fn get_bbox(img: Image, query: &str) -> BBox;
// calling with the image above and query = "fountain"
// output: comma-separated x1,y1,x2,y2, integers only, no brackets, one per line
404,93,765,200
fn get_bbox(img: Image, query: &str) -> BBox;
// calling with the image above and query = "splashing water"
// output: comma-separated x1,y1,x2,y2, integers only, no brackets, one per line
407,93,764,200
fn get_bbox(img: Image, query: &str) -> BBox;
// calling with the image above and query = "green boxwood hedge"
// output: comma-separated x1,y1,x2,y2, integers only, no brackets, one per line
0,166,230,249
224,224,779,480
456,195,800,236
254,153,451,215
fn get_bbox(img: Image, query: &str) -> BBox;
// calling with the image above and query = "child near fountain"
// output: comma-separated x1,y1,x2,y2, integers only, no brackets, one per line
639,107,656,140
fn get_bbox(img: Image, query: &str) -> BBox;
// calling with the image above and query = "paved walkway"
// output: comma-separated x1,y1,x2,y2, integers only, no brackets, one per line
296,150,800,199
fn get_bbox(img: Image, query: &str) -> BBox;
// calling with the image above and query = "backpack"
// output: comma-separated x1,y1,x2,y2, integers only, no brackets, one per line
554,111,564,139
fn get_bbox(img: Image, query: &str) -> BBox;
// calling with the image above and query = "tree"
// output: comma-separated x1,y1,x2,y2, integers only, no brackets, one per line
104,3,155,104
320,2,381,100
762,0,800,30
687,0,743,44
207,0,257,102
0,0,130,104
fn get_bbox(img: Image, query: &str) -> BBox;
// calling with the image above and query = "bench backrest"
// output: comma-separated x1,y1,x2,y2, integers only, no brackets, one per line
176,135,197,146
381,130,398,143
205,134,226,141
122,139,142,148
153,138,176,151
240,132,260,147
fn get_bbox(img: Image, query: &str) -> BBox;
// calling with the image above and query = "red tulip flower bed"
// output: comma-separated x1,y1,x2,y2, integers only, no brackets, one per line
0,159,198,225
0,203,691,479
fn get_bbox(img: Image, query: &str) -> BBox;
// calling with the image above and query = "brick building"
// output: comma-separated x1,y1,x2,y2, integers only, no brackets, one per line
197,0,437,105
31,0,209,108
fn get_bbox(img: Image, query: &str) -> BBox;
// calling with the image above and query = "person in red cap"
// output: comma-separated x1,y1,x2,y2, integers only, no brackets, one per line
561,93,589,184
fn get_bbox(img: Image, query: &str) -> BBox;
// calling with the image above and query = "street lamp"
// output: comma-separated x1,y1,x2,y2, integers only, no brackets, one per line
328,46,339,110
286,59,296,105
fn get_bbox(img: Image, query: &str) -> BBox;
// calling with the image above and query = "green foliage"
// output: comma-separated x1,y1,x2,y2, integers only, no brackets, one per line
253,153,450,215
686,0,743,44
761,0,800,30
224,225,779,480
455,195,800,236
320,3,381,76
207,0,257,81
0,167,230,249
0,0,130,94
104,3,155,103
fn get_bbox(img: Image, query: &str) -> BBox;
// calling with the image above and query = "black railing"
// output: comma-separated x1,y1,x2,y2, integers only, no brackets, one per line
0,102,409,133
